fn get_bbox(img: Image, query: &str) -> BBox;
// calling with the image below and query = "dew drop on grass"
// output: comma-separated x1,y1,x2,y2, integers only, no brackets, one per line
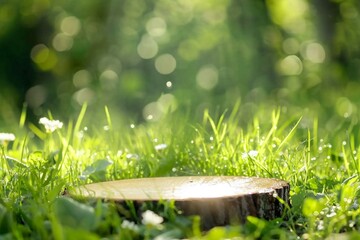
343,141,347,146
103,125,110,131
209,136,214,141
172,167,177,172
130,124,135,129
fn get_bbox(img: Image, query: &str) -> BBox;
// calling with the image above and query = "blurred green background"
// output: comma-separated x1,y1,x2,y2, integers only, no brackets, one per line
1,0,360,128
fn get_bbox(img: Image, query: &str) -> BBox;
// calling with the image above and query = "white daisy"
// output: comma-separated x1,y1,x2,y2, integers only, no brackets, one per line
0,133,16,143
39,117,63,133
141,210,164,226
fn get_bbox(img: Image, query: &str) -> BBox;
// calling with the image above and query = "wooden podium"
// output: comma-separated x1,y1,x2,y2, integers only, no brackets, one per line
70,176,290,229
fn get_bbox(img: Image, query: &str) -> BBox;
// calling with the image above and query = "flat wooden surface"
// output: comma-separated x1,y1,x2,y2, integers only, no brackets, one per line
70,176,289,201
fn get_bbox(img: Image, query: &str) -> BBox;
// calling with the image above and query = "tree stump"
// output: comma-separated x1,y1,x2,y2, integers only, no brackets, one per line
70,176,290,229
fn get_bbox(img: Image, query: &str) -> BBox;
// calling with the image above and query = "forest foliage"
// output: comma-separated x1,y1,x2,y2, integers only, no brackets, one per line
0,0,360,126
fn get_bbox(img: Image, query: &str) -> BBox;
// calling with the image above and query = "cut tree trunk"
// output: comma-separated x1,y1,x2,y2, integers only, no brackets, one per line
70,176,290,229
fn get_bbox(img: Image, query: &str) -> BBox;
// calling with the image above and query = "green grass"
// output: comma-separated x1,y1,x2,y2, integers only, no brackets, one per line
1,103,360,239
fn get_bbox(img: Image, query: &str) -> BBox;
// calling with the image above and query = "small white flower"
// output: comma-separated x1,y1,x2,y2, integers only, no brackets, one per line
121,220,139,232
242,150,258,159
326,211,336,218
155,143,167,151
317,220,325,231
126,153,140,160
0,133,15,143
39,117,63,133
141,210,163,226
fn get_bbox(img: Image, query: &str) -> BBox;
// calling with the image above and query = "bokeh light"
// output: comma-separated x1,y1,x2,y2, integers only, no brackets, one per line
336,97,355,118
25,85,47,109
100,70,119,91
53,33,73,52
158,93,177,113
143,102,162,122
278,55,303,76
30,44,47,62
30,44,57,71
146,17,167,37
142,94,177,122
282,38,300,55
196,65,219,90
73,70,92,89
155,54,176,75
137,35,159,59
267,0,309,34
73,88,96,106
61,16,81,36
302,42,326,64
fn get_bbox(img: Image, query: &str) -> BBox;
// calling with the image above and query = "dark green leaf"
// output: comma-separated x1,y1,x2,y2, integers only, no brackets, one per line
53,197,97,231
81,159,113,182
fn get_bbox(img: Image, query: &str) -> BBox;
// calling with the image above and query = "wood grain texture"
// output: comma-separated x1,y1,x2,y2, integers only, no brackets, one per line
70,176,290,229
